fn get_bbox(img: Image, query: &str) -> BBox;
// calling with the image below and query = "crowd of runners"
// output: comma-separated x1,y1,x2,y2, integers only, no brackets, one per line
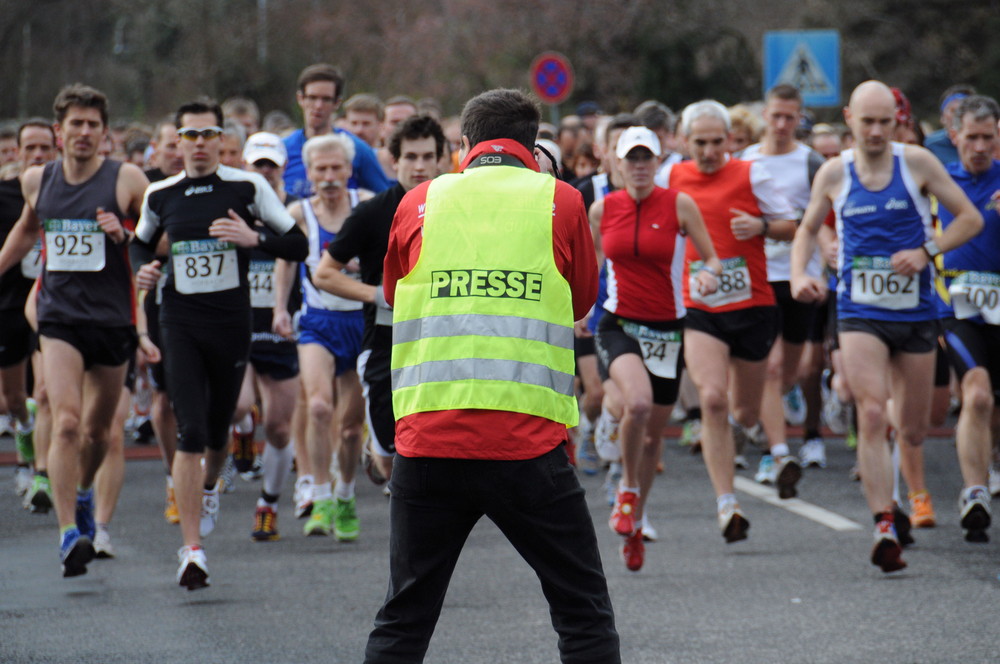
1,63,998,595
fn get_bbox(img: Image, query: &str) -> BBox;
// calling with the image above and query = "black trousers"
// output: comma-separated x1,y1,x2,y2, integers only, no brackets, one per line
364,445,621,664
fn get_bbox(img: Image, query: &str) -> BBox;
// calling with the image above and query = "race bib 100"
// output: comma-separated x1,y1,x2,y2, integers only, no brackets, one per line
689,256,751,308
949,271,1000,324
44,219,105,272
171,239,238,294
850,256,918,310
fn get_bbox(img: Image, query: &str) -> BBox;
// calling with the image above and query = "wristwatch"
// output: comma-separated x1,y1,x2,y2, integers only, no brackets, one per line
922,239,942,258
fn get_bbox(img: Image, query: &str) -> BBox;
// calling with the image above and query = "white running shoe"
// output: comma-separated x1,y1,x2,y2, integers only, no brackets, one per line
94,525,115,559
0,414,14,437
781,385,807,426
989,465,1000,498
718,501,749,543
177,545,210,590
755,455,776,485
294,475,314,519
734,454,749,470
574,416,600,476
959,487,991,543
14,466,33,496
594,411,621,463
640,513,658,542
800,438,827,469
199,486,220,537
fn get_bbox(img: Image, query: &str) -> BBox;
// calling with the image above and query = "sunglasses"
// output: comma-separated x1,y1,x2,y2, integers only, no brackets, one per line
177,126,223,141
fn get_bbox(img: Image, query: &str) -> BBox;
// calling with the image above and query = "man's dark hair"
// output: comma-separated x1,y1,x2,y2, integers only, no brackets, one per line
17,118,55,146
951,94,1000,131
766,83,802,105
175,98,224,128
634,100,676,134
296,63,345,101
388,114,447,160
460,88,540,152
605,113,640,148
53,83,109,126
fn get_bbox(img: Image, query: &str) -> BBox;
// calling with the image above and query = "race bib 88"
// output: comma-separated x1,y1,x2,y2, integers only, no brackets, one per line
689,257,751,308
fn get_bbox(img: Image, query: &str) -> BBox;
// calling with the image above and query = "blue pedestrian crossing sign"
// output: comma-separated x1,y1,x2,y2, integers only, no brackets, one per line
764,30,840,107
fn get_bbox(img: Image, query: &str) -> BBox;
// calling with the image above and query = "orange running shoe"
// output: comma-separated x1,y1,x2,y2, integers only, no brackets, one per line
908,490,936,528
164,486,180,525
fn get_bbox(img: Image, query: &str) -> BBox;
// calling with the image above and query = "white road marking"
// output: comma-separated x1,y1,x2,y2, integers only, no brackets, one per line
734,476,864,531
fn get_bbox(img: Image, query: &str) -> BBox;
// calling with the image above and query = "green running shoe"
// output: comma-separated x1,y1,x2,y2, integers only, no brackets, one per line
25,474,52,513
14,398,37,463
303,498,333,536
333,496,359,541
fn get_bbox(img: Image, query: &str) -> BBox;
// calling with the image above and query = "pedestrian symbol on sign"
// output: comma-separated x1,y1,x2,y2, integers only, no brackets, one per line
777,42,833,96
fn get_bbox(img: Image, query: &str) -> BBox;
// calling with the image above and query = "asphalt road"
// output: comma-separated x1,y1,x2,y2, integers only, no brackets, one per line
1,431,997,664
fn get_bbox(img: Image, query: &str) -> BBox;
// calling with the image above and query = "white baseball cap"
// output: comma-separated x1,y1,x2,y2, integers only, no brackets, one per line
615,126,661,159
243,132,287,167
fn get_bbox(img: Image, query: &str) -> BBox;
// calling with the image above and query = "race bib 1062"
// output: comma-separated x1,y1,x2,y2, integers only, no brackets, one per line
171,239,238,294
850,256,918,310
44,219,105,272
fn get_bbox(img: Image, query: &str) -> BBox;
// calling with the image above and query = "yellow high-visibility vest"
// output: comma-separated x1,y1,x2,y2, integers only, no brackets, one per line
391,164,578,426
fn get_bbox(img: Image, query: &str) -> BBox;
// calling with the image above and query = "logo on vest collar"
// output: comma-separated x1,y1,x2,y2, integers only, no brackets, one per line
185,184,213,196
491,145,504,152
431,269,542,301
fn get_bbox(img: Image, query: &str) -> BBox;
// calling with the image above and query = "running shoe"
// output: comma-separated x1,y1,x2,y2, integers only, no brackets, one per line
252,503,280,541
989,464,1000,497
164,486,180,525
362,441,388,486
782,385,807,426
240,455,264,482
15,466,33,496
60,527,95,578
219,456,236,494
25,474,52,513
294,476,314,519
609,490,638,536
731,416,767,455
93,525,115,559
304,498,333,536
871,515,906,573
594,412,621,463
680,418,702,454
734,454,749,470
908,490,936,528
822,384,852,436
177,545,210,590
575,432,600,476
959,487,991,543
76,488,96,540
799,438,827,469
775,456,802,500
892,503,914,547
640,513,658,542
603,463,622,507
621,530,645,572
718,502,750,543
0,413,13,437
231,424,255,474
14,399,37,463
199,485,220,537
755,455,776,485
845,422,858,450
333,496,360,541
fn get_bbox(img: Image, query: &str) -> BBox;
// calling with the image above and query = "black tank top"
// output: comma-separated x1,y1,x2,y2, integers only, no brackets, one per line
34,159,134,327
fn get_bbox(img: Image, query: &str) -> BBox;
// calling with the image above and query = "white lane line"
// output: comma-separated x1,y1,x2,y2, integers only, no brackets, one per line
734,477,864,531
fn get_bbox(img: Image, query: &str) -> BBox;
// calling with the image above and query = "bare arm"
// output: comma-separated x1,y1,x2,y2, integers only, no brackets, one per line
313,252,378,302
272,258,297,339
891,146,983,277
0,203,41,276
677,192,720,296
791,158,840,302
588,198,605,265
